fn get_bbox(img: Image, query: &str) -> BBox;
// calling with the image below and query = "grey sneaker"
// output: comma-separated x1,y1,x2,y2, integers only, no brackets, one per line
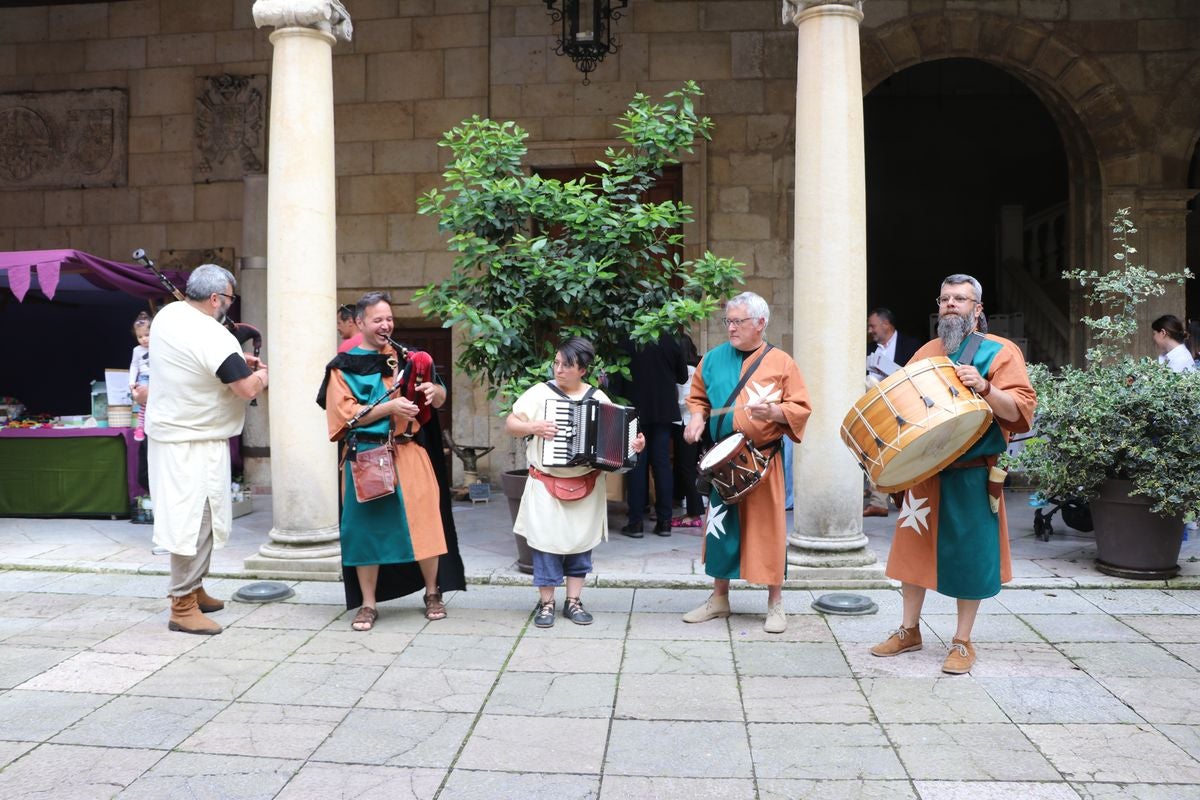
533,600,556,628
563,596,594,625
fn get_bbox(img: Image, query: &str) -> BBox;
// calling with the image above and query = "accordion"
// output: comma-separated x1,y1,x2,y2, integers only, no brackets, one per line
542,398,639,472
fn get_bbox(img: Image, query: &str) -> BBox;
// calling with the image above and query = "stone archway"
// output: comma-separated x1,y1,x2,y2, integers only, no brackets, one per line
860,12,1145,364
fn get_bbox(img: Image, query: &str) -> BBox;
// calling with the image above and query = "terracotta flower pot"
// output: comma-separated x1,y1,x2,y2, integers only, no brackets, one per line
1090,478,1184,580
499,469,534,574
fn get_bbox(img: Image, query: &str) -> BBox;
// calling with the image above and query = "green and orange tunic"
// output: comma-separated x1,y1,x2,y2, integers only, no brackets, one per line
885,334,1036,599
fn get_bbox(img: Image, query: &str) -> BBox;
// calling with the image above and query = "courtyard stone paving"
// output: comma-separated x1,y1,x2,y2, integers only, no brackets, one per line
2,570,1200,798
2,491,1200,798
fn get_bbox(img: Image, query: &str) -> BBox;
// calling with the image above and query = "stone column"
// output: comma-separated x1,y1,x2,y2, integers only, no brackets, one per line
243,1,353,578
1132,189,1197,360
239,174,270,491
784,0,881,576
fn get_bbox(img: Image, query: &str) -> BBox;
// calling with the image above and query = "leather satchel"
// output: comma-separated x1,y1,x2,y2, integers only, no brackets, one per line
528,466,599,501
351,443,396,502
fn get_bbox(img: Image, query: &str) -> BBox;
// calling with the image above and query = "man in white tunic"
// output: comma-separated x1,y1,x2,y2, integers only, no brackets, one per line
144,264,269,634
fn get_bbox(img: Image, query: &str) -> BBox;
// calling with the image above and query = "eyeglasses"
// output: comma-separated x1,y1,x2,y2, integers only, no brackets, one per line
935,294,976,307
721,317,757,328
214,292,238,303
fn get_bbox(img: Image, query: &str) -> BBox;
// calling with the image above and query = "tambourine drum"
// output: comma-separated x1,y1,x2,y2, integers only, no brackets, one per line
698,432,773,505
841,356,993,493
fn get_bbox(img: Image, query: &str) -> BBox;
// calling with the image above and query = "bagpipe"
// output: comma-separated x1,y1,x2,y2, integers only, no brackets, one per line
131,248,263,359
343,335,436,432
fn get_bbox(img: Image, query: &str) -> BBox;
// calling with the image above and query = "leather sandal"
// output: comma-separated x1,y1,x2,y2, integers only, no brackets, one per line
423,592,447,621
351,606,377,632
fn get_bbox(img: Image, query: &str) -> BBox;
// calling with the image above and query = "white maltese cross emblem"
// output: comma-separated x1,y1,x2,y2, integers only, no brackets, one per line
897,492,932,534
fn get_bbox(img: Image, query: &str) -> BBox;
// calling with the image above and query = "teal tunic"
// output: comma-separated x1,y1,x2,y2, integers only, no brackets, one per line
338,348,418,567
935,336,1005,599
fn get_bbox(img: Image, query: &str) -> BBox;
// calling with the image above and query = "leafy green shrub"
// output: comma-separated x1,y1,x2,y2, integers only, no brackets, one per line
1005,209,1199,516
415,82,744,410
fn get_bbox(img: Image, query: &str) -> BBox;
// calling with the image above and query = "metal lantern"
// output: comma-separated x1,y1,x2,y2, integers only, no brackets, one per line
544,0,629,84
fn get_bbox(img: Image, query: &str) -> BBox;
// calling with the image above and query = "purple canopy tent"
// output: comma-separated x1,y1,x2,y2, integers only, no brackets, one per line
0,249,187,301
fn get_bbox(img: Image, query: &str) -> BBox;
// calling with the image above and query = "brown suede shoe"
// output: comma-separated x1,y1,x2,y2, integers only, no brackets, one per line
195,585,225,613
942,638,976,674
168,590,222,635
863,506,889,517
869,624,922,657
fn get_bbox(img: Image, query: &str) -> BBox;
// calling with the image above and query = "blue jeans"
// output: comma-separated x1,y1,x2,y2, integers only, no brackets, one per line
531,548,593,587
627,422,673,526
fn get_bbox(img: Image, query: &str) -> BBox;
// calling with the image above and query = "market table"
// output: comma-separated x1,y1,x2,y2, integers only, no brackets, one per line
0,427,140,517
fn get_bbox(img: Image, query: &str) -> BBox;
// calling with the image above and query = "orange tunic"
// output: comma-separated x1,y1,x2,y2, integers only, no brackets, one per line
687,342,812,585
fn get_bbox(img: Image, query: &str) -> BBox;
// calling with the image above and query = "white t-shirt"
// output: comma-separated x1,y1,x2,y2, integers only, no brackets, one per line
1159,343,1196,373
145,300,249,443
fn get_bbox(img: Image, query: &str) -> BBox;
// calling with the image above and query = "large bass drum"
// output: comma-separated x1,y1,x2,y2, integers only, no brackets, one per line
841,356,993,493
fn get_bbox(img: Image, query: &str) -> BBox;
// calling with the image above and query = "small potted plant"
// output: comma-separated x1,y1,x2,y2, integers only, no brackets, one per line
415,82,744,569
1005,209,1199,579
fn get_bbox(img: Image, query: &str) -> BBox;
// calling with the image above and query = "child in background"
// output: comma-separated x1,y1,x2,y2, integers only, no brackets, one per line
129,311,151,441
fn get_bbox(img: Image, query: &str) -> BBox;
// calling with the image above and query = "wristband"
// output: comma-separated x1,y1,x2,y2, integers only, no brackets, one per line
978,380,992,398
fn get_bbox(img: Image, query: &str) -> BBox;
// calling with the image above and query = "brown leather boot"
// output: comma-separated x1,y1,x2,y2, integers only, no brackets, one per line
195,585,225,613
168,591,222,635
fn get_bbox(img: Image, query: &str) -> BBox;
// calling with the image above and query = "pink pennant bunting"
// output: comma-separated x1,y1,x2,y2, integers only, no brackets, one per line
36,260,60,300
8,264,30,302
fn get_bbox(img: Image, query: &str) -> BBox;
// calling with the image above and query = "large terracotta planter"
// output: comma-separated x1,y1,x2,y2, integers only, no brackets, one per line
1091,478,1184,580
499,469,533,575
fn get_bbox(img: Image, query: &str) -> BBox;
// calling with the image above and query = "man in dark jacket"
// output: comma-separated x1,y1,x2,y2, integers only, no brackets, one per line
866,307,921,379
619,334,688,537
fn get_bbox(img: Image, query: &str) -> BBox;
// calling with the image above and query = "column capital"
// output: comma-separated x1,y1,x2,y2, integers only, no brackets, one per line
253,0,353,41
782,0,863,26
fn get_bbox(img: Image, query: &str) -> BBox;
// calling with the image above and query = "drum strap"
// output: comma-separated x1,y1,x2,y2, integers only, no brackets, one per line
955,332,986,366
712,344,775,428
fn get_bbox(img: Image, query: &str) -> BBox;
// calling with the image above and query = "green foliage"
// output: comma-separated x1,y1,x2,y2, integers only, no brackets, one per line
1004,208,1199,517
415,82,744,410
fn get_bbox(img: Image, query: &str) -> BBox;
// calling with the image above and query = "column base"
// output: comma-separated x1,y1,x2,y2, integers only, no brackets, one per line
788,533,881,570
243,523,342,577
241,552,343,581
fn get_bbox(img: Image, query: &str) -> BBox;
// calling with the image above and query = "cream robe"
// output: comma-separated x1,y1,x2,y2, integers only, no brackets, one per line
512,381,612,555
146,301,247,556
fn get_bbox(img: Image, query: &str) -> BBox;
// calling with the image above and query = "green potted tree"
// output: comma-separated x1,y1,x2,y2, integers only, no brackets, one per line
415,82,744,571
1006,209,1199,579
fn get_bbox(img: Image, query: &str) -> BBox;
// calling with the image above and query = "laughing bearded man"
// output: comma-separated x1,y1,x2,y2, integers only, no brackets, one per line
870,274,1036,674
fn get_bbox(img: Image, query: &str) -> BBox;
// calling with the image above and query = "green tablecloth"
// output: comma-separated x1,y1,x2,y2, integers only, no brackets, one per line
0,434,129,517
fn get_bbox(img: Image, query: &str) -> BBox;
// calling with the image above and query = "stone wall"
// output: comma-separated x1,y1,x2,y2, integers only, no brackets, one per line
0,0,1197,479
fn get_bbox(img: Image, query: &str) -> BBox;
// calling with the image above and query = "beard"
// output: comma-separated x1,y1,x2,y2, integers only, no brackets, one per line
938,312,974,355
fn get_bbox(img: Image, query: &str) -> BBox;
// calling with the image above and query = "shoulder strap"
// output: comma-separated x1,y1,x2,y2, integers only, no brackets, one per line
956,332,986,366
544,380,570,399
713,343,774,425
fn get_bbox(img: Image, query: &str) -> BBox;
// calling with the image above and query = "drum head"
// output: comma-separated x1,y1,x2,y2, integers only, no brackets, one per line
873,408,992,492
699,433,745,470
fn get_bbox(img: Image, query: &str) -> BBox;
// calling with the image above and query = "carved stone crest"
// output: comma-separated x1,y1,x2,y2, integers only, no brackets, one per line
194,74,267,182
0,89,126,189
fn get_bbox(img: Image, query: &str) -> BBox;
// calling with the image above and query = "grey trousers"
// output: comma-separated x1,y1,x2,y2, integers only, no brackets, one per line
168,503,215,597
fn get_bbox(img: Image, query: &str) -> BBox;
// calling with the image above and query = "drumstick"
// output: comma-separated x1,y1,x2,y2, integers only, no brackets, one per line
708,401,774,417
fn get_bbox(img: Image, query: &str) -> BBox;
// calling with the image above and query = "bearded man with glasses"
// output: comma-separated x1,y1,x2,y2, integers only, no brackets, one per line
681,291,812,633
870,273,1036,674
